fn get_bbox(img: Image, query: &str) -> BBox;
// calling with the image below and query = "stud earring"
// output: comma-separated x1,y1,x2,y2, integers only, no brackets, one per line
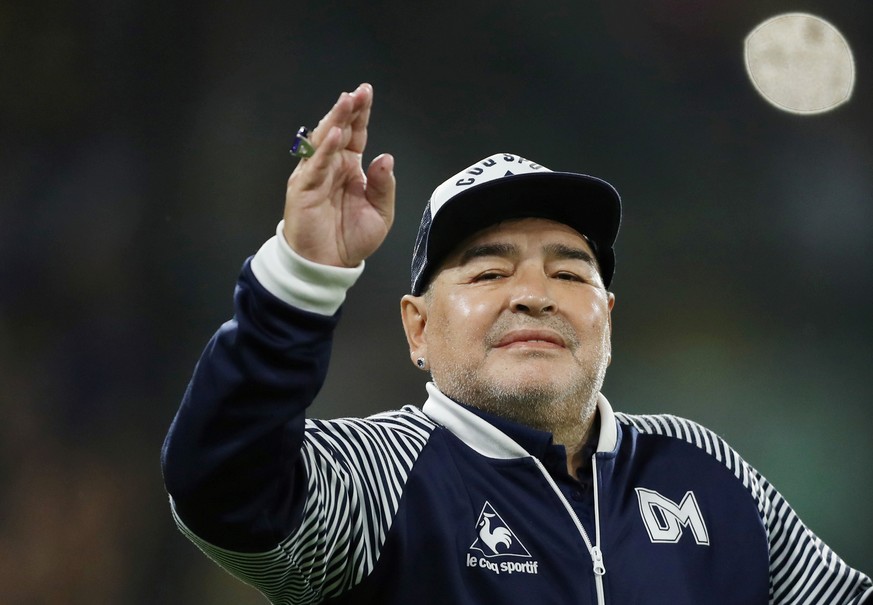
416,357,426,369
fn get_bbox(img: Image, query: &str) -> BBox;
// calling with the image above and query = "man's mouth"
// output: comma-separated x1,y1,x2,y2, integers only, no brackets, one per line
493,329,566,349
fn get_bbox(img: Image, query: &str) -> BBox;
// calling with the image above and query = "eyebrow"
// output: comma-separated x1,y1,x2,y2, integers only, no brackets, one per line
457,242,597,268
543,243,597,267
458,243,519,266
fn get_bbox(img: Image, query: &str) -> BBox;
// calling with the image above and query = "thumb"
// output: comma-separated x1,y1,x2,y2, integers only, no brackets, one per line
365,153,396,225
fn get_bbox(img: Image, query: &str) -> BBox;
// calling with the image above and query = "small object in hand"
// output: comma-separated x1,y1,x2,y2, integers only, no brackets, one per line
290,126,316,158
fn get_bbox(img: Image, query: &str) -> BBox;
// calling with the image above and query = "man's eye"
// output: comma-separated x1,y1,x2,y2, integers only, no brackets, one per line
474,272,506,282
555,272,583,282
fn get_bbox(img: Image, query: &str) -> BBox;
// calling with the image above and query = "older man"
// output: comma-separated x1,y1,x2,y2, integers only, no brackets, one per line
162,83,872,604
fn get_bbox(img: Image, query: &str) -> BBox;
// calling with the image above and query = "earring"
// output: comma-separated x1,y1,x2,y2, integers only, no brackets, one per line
416,357,426,369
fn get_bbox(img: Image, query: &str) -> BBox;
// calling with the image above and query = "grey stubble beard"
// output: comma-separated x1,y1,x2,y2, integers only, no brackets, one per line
432,316,609,441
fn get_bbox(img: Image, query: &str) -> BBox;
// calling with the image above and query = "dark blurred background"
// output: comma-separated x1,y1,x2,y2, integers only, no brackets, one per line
1,0,870,602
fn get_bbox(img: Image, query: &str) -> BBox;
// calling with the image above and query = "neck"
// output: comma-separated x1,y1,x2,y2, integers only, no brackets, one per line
553,407,598,478
436,379,602,477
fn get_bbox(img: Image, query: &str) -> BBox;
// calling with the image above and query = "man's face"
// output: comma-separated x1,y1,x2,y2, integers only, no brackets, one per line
401,217,615,430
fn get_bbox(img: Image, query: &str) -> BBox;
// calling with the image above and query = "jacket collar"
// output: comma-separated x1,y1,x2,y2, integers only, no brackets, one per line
421,382,618,459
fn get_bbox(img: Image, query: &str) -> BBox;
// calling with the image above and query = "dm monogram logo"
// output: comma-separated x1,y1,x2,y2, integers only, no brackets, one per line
635,488,710,545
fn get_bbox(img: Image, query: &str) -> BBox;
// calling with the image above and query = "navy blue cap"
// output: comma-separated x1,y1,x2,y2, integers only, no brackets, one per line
410,153,622,295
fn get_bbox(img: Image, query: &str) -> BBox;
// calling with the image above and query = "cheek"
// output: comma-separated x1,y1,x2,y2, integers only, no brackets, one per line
450,292,493,323
574,297,612,337
427,292,496,349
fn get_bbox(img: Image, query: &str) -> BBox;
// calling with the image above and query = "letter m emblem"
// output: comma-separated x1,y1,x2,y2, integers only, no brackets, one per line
634,488,710,546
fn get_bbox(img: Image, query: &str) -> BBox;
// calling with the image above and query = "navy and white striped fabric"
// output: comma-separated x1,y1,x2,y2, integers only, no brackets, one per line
173,407,437,605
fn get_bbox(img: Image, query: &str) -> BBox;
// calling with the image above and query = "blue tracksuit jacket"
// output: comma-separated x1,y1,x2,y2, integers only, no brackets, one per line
161,230,872,605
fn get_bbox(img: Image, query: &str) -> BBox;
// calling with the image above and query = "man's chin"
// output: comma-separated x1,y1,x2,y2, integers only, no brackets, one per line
477,375,571,408
490,365,574,391
465,382,580,432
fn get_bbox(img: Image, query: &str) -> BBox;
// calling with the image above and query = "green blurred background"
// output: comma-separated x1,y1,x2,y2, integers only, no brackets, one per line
1,1,870,602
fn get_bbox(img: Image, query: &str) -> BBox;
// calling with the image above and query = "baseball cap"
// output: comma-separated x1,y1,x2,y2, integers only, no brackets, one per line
410,153,622,295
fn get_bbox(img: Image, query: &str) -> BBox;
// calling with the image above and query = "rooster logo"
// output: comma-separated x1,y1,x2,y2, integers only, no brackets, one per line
479,513,512,554
469,502,531,558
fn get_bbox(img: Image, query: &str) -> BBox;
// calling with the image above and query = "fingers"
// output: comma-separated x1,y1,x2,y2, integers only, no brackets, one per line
291,126,344,192
310,83,372,152
290,83,374,191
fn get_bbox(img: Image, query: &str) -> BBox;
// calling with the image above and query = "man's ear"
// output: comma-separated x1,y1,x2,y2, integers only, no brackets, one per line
400,294,428,368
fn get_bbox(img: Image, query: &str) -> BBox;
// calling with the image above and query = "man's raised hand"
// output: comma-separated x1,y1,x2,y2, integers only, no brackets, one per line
282,83,395,268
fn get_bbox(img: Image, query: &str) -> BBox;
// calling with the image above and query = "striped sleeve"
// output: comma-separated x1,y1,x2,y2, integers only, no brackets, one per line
616,413,873,605
172,406,435,605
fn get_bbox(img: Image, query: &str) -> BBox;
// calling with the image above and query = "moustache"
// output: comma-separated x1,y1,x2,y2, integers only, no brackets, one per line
485,314,580,350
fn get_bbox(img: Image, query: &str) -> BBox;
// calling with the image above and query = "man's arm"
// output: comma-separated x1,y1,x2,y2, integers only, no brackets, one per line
160,83,395,551
160,250,360,549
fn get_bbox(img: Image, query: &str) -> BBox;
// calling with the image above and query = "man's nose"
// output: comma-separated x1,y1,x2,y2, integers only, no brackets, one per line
509,270,556,316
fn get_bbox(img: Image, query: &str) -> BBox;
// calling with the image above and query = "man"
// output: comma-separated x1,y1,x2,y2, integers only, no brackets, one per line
161,83,872,604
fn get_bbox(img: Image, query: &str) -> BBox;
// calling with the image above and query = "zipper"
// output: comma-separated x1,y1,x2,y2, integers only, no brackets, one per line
532,456,606,604
591,456,606,603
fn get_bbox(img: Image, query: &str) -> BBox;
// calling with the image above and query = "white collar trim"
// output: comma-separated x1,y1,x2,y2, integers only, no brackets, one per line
421,382,618,459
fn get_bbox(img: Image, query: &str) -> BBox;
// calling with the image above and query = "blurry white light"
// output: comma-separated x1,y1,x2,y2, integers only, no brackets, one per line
744,13,855,115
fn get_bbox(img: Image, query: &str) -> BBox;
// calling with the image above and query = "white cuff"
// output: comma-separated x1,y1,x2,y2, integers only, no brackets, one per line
250,221,365,316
